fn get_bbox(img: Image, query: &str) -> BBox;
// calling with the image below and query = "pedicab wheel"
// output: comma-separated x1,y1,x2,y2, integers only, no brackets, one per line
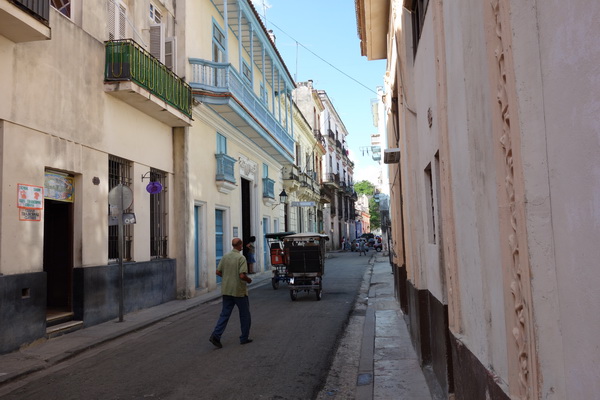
290,289,298,301
272,277,279,290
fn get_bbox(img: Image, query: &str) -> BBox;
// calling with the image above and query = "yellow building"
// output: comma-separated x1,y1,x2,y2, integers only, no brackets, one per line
0,0,297,354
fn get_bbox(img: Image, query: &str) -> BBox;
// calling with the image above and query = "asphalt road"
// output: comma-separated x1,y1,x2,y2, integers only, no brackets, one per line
0,252,368,400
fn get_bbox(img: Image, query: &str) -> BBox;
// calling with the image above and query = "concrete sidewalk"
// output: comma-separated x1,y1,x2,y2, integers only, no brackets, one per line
317,253,434,399
0,253,434,399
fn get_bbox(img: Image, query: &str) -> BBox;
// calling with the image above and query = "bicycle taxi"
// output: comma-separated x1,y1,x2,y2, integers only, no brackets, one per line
265,231,296,289
282,232,329,301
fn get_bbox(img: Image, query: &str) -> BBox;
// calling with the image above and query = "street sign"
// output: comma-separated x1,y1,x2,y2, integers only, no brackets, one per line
108,185,133,210
108,213,137,226
291,201,316,207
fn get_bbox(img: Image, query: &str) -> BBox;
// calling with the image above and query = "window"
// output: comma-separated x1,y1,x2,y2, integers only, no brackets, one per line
215,209,225,283
409,0,430,55
242,61,252,83
149,4,176,71
424,163,436,244
263,163,268,179
217,133,227,154
149,3,162,23
260,83,267,104
296,144,301,166
51,0,71,18
150,168,168,258
108,155,133,261
107,0,127,40
213,24,226,63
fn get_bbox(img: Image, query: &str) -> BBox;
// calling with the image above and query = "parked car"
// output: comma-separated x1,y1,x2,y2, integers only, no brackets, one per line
371,241,382,252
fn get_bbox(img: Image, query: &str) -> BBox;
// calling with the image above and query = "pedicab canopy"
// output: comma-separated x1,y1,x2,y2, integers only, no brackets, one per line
282,232,329,241
283,233,329,275
265,231,296,241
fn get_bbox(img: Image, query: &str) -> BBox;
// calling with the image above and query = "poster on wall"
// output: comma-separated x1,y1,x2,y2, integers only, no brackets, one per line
44,172,74,202
17,184,44,209
19,209,41,221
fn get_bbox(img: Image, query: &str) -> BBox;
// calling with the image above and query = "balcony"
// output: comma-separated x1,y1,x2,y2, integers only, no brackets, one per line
262,177,276,206
104,39,192,127
297,171,320,202
282,164,300,193
189,59,294,164
215,153,237,194
327,129,336,142
324,173,340,189
0,0,50,42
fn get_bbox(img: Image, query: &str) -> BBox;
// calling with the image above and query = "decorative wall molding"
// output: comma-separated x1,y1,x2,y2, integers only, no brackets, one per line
489,0,537,398
238,155,257,181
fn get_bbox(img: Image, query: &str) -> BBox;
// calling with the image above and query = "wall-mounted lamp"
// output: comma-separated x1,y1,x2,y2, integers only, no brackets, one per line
272,189,288,209
279,189,288,204
141,171,163,194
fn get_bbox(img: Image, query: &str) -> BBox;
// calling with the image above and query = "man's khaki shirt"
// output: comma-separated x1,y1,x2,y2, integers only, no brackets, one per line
217,249,249,297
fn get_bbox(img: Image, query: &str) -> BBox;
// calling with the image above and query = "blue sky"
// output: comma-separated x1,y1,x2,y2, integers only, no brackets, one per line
250,0,387,184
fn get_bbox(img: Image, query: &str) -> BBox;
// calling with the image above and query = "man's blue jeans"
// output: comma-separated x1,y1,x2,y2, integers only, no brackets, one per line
212,295,251,343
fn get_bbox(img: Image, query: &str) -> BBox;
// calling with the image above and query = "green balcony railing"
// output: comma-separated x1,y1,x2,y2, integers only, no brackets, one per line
105,39,192,118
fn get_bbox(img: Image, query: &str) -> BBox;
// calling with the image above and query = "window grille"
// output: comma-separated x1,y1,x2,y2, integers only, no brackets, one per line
150,168,168,258
108,155,133,262
51,0,71,18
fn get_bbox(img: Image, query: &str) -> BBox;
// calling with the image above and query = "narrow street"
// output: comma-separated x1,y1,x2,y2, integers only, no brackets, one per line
0,253,368,400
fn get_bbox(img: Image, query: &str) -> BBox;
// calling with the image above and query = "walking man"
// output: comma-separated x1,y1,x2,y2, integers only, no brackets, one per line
359,239,367,256
209,238,253,348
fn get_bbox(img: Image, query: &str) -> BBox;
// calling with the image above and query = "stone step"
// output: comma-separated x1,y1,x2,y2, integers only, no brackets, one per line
46,311,75,327
46,320,84,339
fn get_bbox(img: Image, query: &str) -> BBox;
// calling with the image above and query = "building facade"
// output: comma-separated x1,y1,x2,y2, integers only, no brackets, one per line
317,90,357,249
356,0,600,399
0,0,297,354
280,101,325,234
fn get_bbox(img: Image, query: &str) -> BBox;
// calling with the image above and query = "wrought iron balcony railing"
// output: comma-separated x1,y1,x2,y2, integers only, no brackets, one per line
324,173,340,186
215,153,236,184
189,59,294,155
105,39,192,118
283,164,299,181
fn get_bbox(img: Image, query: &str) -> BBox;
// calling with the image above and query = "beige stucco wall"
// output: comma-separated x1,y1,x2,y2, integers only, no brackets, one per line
0,5,177,274
388,0,600,397
508,1,600,397
441,0,510,380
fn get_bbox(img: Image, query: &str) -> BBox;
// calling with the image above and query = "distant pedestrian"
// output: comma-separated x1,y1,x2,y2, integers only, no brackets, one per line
359,239,367,256
209,238,253,348
246,236,256,273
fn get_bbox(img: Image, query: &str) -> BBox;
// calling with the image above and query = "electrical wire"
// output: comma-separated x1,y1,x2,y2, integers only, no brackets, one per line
267,21,378,95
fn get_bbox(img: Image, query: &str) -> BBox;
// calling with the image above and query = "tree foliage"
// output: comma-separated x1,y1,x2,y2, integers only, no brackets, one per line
354,180,375,196
353,180,380,230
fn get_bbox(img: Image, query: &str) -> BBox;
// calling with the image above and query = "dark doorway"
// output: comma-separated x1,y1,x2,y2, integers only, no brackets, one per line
241,178,252,270
43,199,73,312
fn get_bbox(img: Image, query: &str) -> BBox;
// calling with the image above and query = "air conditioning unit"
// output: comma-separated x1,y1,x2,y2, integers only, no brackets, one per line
383,148,401,164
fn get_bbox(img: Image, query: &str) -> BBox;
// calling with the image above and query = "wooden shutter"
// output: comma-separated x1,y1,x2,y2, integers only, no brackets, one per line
165,37,176,71
150,23,164,62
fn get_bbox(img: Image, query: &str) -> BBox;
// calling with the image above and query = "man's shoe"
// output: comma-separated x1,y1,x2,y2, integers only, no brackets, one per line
209,335,222,348
240,339,253,345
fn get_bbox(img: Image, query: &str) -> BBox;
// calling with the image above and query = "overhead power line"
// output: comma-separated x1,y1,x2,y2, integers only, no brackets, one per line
267,21,378,95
